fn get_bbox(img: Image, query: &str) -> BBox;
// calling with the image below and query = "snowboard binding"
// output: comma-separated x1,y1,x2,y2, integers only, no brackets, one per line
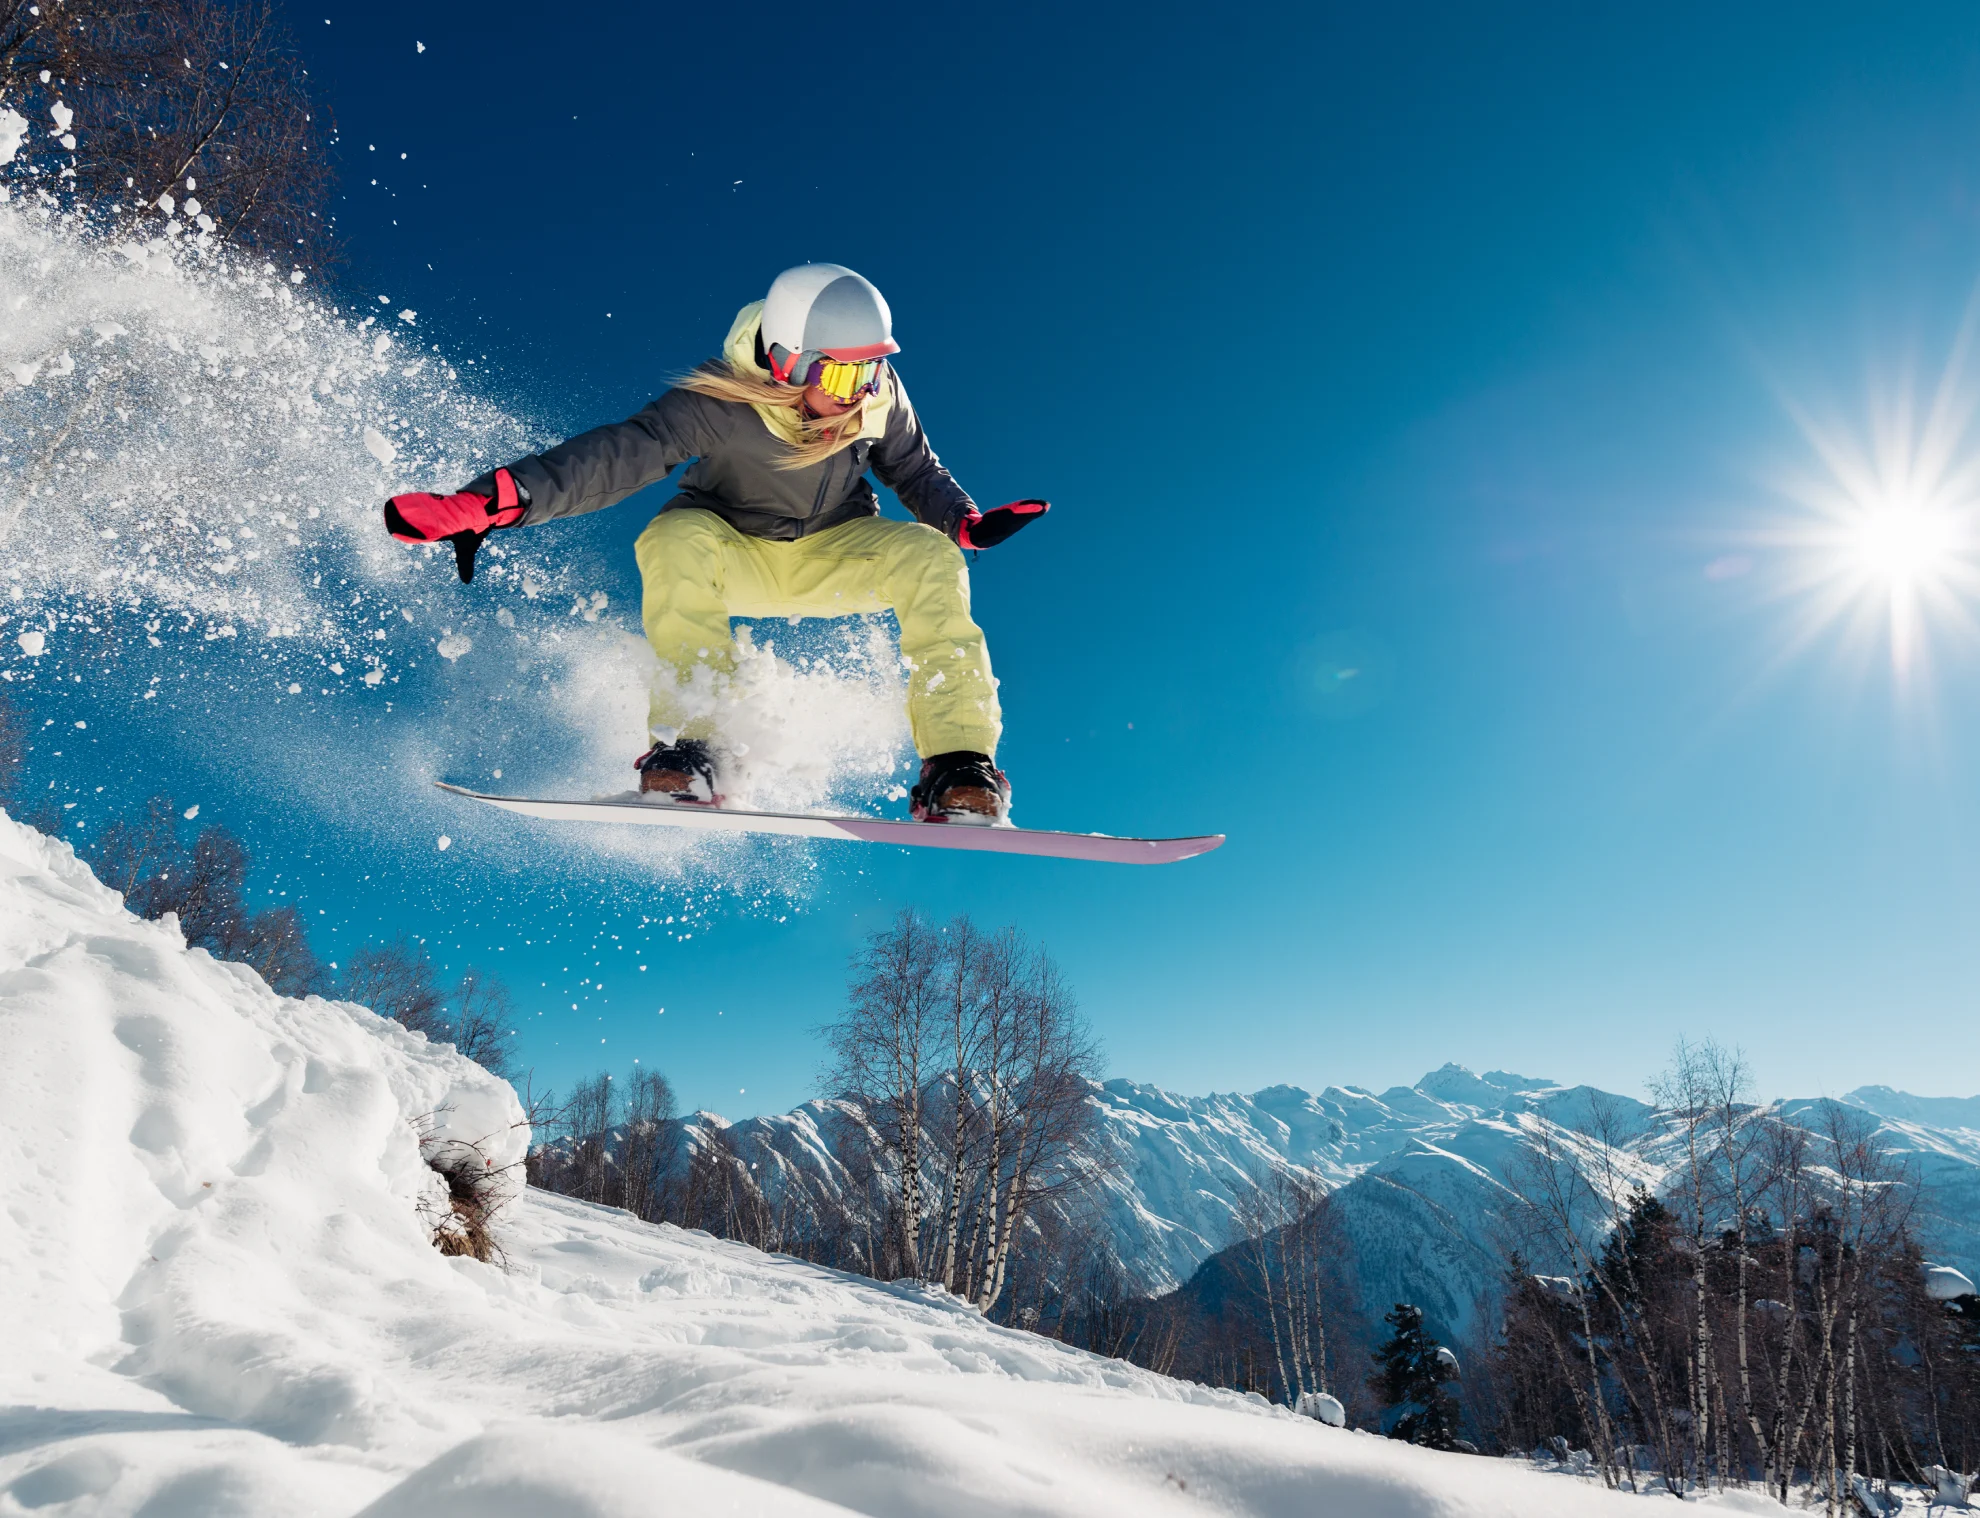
635,738,723,806
910,750,1010,826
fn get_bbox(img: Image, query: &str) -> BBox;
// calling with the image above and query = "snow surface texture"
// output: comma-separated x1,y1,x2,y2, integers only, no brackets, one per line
0,190,917,891
676,1065,1980,1347
0,810,1781,1515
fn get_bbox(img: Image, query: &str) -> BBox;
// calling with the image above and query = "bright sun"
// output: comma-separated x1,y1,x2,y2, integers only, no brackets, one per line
1763,364,1980,682
1852,501,1960,583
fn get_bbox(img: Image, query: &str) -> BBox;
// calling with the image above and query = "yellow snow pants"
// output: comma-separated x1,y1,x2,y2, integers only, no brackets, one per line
634,508,1002,758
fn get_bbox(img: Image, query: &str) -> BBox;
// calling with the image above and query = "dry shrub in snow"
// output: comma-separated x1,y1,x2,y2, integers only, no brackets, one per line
415,1127,519,1265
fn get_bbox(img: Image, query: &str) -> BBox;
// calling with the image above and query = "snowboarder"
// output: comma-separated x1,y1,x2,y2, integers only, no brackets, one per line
382,264,1047,824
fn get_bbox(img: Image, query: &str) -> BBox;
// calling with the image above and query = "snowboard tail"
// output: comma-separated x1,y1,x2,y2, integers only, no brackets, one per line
436,784,1222,865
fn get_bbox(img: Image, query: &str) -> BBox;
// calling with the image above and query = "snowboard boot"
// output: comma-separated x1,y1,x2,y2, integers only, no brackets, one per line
635,737,722,806
910,750,1010,825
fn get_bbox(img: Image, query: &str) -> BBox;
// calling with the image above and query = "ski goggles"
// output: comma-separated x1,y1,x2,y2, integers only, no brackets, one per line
766,344,887,402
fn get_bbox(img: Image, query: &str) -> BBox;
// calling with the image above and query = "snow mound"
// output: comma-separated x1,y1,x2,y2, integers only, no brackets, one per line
1925,1263,1977,1300
0,809,1754,1514
0,807,524,1451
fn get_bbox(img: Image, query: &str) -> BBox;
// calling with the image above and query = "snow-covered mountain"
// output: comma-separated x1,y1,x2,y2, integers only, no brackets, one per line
3,809,1752,1514
699,1066,1980,1346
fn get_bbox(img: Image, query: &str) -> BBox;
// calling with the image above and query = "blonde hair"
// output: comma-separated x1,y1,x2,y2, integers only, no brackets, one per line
675,360,876,471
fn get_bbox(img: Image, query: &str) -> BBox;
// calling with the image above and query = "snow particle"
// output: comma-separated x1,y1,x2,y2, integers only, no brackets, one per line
363,426,397,466
15,630,45,657
436,836,452,851
183,805,199,820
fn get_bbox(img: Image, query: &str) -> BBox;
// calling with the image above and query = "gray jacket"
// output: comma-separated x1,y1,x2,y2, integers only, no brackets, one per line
468,367,977,542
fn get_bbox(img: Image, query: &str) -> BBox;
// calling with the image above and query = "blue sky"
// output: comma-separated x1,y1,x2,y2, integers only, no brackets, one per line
17,2,1980,1115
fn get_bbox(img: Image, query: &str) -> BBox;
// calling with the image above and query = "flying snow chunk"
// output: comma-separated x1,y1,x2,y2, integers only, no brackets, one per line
183,805,199,820
436,633,471,661
8,359,42,387
436,835,452,851
363,427,398,467
416,39,426,52
0,107,28,165
398,309,417,325
49,100,72,133
362,668,385,686
15,630,44,657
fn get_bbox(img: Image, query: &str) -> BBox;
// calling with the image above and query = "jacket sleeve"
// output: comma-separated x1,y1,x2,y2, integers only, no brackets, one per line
869,372,978,538
464,388,727,525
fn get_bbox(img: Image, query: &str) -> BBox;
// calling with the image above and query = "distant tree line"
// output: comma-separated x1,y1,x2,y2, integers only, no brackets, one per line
1472,1041,1980,1509
1,0,335,265
529,909,1112,1322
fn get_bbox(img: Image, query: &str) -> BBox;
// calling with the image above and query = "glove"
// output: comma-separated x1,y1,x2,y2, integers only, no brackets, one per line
384,467,526,583
957,498,1049,550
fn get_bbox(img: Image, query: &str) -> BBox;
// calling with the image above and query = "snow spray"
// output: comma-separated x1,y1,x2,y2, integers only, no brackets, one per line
0,192,913,889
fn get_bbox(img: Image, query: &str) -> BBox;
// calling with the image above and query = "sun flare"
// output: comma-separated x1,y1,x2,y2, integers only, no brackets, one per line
1761,358,1980,683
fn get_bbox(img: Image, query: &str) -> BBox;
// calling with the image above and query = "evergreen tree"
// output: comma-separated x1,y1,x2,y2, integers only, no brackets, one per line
1592,1188,1674,1308
1368,1302,1461,1450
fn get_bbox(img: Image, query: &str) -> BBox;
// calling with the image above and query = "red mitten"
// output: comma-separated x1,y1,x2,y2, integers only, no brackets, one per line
384,468,525,582
957,498,1049,550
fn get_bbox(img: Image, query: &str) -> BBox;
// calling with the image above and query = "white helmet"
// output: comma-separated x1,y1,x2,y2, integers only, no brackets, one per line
760,264,899,374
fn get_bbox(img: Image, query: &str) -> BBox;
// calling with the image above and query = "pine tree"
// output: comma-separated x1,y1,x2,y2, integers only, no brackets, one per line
1368,1302,1461,1450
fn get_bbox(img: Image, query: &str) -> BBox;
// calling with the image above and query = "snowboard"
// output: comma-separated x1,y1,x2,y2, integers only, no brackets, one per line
435,783,1223,865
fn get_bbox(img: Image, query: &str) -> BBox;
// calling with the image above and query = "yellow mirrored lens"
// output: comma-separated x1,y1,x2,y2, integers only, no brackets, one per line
815,360,873,401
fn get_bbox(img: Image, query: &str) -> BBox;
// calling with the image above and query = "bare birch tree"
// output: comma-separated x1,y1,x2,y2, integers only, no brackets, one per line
824,909,942,1279
1229,1170,1338,1405
970,937,1101,1313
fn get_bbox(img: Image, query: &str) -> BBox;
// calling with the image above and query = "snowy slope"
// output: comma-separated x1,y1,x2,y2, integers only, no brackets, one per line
1,809,1789,1515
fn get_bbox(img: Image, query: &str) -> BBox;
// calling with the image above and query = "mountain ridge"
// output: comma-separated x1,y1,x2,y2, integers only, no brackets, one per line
681,1061,1980,1344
